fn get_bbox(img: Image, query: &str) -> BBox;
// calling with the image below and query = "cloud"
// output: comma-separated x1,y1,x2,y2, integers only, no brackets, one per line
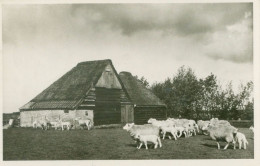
68,3,252,37
203,11,253,63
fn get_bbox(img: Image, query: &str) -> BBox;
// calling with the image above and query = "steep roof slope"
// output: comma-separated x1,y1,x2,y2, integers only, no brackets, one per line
20,59,113,110
119,72,165,106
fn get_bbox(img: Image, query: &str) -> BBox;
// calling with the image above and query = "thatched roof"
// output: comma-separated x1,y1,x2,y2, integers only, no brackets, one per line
20,59,116,110
119,72,165,107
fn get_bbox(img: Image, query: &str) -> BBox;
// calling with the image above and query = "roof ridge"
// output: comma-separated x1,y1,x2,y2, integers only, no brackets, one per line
77,59,111,66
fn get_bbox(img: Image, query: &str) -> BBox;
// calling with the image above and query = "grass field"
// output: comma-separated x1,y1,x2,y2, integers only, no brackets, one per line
3,127,254,160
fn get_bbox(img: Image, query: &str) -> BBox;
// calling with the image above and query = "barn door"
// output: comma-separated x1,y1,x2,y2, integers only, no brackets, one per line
94,88,121,125
121,104,134,123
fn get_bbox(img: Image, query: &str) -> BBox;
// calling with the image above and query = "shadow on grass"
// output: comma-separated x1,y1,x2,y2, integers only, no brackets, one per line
201,143,217,149
127,144,137,147
201,143,234,150
203,138,213,141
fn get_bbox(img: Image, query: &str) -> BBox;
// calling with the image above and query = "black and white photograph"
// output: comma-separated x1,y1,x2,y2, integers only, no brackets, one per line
1,0,259,163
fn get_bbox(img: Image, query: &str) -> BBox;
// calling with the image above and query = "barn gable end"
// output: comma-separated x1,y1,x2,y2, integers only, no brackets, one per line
19,59,131,127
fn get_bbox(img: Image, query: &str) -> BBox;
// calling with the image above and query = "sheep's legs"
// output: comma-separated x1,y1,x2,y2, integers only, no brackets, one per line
177,131,182,138
243,142,247,149
158,137,162,147
171,132,177,140
163,133,166,140
233,142,236,150
224,143,229,150
183,132,187,138
239,142,242,149
145,142,148,150
138,143,143,149
217,142,220,149
193,130,196,136
154,142,158,149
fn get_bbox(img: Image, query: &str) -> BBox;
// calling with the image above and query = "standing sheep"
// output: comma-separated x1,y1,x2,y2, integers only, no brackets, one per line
205,124,238,150
160,126,178,140
233,132,248,150
197,120,210,135
134,134,162,150
123,123,161,147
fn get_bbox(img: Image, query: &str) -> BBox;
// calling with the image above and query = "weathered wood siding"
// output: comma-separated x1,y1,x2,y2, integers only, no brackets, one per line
20,110,93,127
134,107,167,124
121,104,134,123
94,87,121,125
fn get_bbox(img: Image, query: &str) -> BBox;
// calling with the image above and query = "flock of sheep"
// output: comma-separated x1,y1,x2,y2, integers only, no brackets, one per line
123,118,254,150
32,117,93,130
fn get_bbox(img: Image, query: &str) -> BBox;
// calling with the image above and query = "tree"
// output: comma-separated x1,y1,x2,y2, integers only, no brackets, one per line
197,73,219,119
170,66,202,119
151,66,254,120
134,75,150,88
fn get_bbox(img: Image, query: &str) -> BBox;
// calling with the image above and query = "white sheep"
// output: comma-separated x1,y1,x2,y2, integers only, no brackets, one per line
75,117,92,130
209,118,231,126
249,126,254,133
123,123,160,147
134,134,162,150
55,119,72,130
197,120,210,135
160,126,178,140
175,126,187,138
204,124,238,150
147,118,170,128
233,132,248,150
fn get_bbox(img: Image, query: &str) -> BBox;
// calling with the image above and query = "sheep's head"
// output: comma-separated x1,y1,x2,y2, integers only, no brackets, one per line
147,118,156,123
134,134,140,140
123,123,134,131
202,123,210,131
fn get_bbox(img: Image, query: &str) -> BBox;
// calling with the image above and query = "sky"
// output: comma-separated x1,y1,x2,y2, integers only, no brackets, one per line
2,3,253,113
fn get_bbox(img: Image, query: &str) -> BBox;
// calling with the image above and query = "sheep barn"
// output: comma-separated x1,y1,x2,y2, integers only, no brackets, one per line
20,59,166,127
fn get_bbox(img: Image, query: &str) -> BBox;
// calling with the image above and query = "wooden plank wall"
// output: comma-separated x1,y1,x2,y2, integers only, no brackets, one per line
121,104,134,123
79,86,131,125
94,88,121,125
134,107,167,124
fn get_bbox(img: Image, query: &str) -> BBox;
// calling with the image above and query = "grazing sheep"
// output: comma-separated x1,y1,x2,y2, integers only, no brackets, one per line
197,120,210,135
186,124,197,136
75,117,92,130
3,124,10,129
57,119,72,130
209,118,231,126
147,118,170,128
205,124,238,150
160,126,178,140
33,119,51,130
249,126,254,133
233,132,248,150
50,121,59,129
134,134,162,150
175,126,187,138
32,120,42,129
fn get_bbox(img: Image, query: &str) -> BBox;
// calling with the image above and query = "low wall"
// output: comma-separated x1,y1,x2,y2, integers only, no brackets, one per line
20,109,93,127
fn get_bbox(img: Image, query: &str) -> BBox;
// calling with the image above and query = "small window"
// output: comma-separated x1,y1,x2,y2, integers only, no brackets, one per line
85,111,88,116
64,110,69,113
105,66,111,72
